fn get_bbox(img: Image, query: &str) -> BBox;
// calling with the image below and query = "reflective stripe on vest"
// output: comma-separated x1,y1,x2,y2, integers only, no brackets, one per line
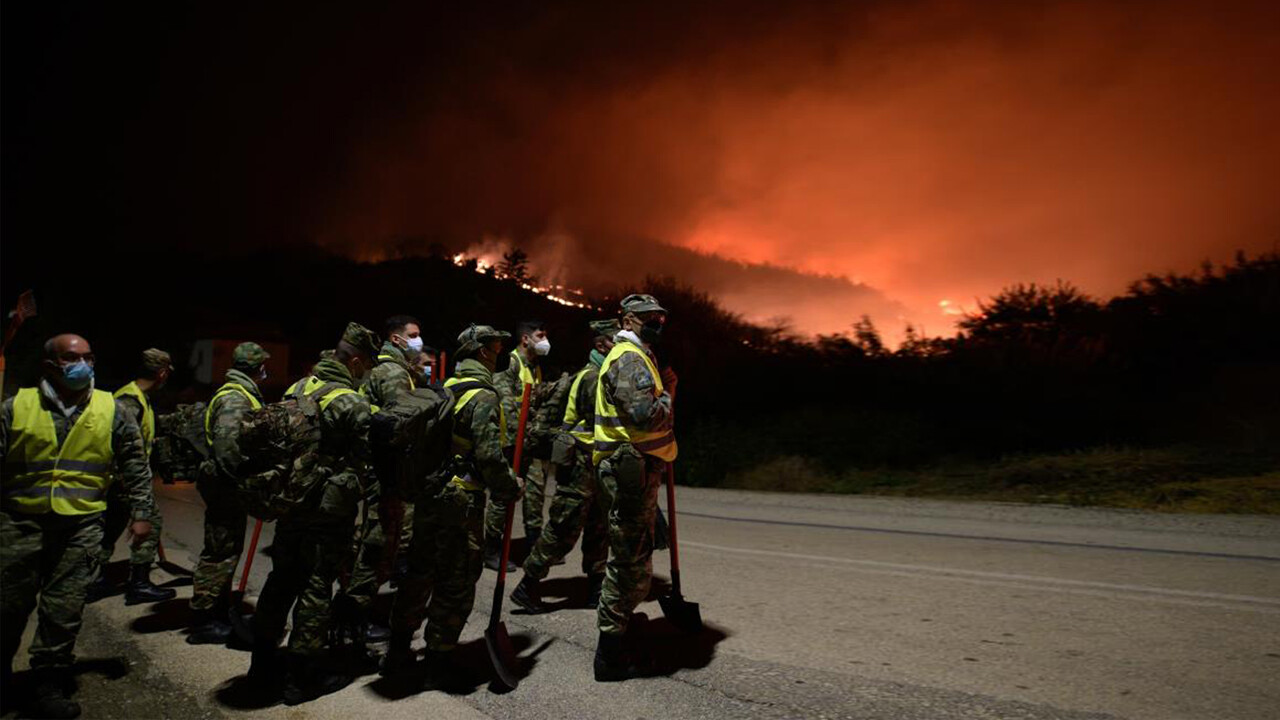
300,381,358,412
204,382,263,445
113,381,154,455
378,353,417,391
593,343,677,465
561,366,594,448
443,377,506,489
4,388,115,515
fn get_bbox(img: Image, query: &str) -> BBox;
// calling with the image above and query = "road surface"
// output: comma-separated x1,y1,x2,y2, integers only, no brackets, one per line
8,481,1279,719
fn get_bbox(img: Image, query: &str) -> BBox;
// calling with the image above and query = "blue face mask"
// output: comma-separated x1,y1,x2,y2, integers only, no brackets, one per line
61,360,94,391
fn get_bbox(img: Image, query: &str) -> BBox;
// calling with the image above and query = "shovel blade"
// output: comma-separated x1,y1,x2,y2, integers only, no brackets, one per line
659,594,703,634
485,621,521,690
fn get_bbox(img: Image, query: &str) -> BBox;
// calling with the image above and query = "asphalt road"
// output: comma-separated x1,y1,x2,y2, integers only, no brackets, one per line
9,481,1280,719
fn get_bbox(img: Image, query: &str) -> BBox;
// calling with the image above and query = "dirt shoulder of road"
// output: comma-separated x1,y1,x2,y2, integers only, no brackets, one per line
724,446,1280,514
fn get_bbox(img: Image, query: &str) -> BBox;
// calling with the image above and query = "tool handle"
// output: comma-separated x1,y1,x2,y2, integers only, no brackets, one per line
665,462,682,596
490,381,531,628
237,518,264,593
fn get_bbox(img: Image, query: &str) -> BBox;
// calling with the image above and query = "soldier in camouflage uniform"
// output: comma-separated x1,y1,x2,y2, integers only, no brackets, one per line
88,348,176,606
383,324,521,685
484,320,549,571
511,320,616,614
335,316,421,644
187,342,269,645
248,323,379,705
592,295,678,682
2,334,157,719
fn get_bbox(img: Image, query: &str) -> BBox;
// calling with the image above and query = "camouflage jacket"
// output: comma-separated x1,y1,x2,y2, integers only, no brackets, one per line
454,358,520,502
496,349,543,447
600,335,673,434
566,358,602,435
206,369,266,483
0,379,157,520
307,357,375,516
364,341,415,408
115,392,149,456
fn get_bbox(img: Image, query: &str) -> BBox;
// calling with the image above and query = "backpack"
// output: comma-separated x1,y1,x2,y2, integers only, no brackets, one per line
527,373,574,461
234,384,340,520
152,402,209,481
368,384,456,501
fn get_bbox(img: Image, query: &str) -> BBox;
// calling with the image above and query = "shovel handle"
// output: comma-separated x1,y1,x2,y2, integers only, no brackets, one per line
490,382,531,628
237,518,264,593
665,462,682,597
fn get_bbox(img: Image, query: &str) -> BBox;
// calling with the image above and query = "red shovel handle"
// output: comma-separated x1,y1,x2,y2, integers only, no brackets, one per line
665,463,683,597
237,518,264,593
489,382,531,628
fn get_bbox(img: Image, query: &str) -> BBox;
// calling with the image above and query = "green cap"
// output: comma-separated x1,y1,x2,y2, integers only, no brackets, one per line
232,342,270,369
620,293,666,315
141,348,173,373
456,324,511,356
341,322,380,359
589,319,621,337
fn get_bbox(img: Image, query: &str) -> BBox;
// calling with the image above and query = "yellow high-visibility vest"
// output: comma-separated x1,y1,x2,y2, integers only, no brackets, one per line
204,382,263,445
561,366,596,449
593,343,677,465
113,381,154,456
4,387,116,515
298,379,358,411
509,350,542,387
378,352,416,391
444,376,507,491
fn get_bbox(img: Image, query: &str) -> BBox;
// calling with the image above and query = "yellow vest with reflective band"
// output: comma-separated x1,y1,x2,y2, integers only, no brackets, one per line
593,343,677,465
204,382,263,445
509,350,542,387
113,381,155,456
444,376,507,491
300,380,358,411
378,353,417,391
561,367,595,449
289,375,379,413
4,388,116,515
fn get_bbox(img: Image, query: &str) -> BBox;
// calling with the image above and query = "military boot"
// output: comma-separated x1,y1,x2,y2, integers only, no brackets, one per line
125,564,177,605
379,634,416,678
84,574,116,604
282,654,350,706
593,632,650,682
29,667,80,719
186,602,233,645
482,538,517,573
586,573,605,609
509,575,549,614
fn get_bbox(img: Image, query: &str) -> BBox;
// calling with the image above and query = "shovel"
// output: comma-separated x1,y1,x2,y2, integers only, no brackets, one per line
228,518,265,644
486,381,531,690
658,462,702,633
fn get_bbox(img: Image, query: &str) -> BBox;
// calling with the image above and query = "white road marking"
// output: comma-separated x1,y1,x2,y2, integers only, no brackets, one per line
681,540,1280,613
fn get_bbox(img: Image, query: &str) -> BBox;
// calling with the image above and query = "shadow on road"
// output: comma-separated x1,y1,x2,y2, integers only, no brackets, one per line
130,598,192,634
2,657,132,716
513,576,592,613
364,632,547,700
629,612,730,676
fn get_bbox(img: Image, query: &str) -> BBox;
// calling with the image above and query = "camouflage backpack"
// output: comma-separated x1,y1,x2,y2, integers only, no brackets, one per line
527,373,574,461
234,384,345,520
152,402,209,482
368,384,456,501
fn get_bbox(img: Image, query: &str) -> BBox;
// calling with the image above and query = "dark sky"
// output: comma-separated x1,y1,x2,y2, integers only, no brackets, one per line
5,2,1279,337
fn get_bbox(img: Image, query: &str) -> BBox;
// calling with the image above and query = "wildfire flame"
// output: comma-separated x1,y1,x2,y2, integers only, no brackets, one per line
451,248,596,310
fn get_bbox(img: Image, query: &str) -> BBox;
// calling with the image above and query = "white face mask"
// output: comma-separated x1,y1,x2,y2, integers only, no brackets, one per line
421,365,433,380
405,336,424,352
532,338,551,356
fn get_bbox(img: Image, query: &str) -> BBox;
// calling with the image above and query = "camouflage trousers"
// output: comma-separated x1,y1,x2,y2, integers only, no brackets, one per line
98,481,164,567
1,508,103,672
485,458,547,544
523,448,608,581
190,480,247,612
254,477,363,657
389,482,485,652
345,495,407,610
596,446,663,636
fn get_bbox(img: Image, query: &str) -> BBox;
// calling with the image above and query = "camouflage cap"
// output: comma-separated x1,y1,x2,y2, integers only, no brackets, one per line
341,322,381,358
589,319,621,337
141,348,173,373
232,342,270,368
456,324,511,356
620,293,666,315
